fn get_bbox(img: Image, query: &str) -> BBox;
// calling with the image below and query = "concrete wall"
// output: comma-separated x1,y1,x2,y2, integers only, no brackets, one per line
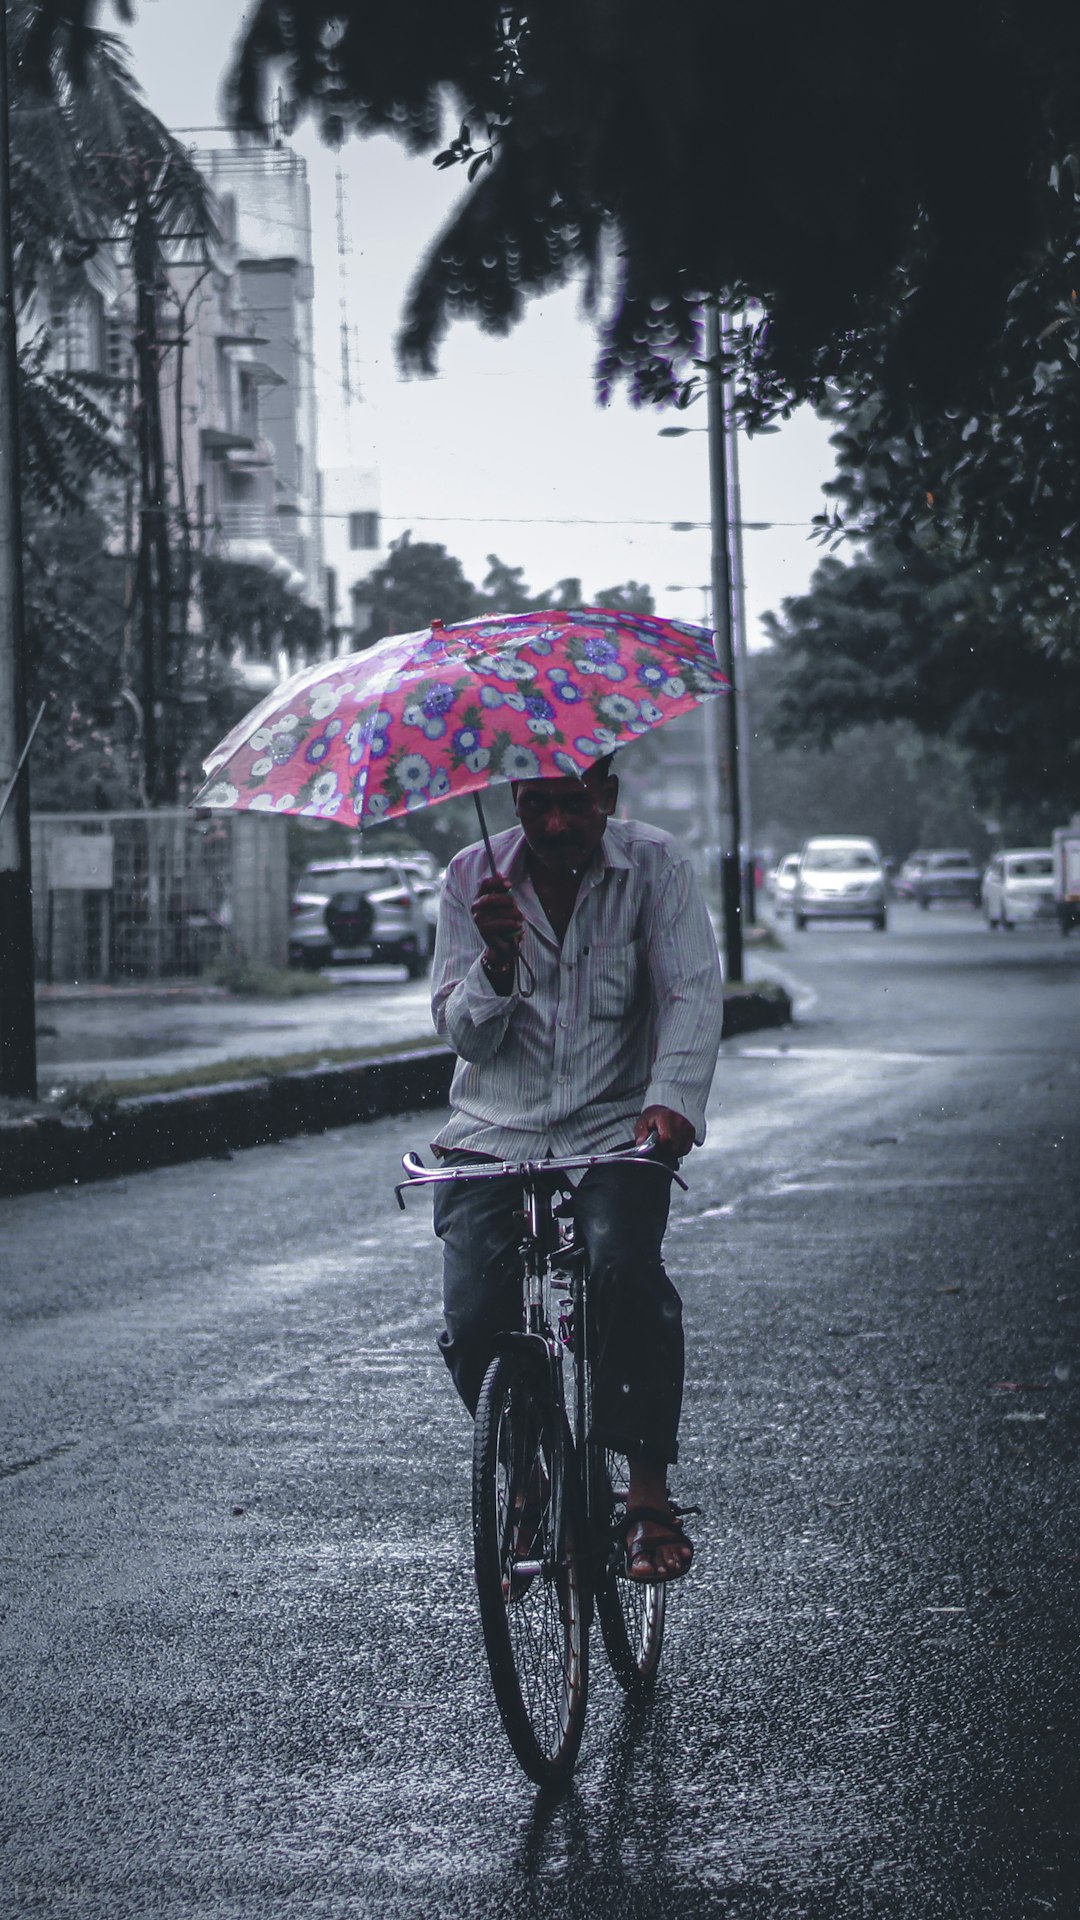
228,813,288,970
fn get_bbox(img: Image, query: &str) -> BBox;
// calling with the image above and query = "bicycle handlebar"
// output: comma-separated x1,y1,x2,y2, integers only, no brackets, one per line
395,1134,688,1208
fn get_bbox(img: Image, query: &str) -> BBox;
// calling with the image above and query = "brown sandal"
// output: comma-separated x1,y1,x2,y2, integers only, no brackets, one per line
624,1504,697,1584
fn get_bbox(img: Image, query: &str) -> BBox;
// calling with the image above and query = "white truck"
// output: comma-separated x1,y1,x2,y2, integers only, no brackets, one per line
1052,816,1080,934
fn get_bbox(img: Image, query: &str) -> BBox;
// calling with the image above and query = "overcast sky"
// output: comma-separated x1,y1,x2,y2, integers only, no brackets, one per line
125,0,837,648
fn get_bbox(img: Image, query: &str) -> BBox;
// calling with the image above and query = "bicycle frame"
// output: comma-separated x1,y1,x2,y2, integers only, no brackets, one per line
396,1140,686,1563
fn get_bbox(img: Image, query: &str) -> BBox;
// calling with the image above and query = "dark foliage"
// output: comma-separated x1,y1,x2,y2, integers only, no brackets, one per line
744,651,1000,861
23,507,136,808
35,5,1080,569
218,1,1080,431
11,0,219,514
200,557,326,670
761,539,1080,827
353,530,654,648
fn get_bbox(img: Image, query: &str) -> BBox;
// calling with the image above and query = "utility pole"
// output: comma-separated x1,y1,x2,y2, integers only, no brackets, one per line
705,302,744,982
722,318,755,925
132,181,178,806
0,0,37,1097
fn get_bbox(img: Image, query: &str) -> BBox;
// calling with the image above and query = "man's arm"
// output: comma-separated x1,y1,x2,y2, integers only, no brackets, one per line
639,854,725,1149
431,863,523,1062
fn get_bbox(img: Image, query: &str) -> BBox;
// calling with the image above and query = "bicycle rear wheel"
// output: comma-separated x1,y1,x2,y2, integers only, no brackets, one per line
472,1354,589,1785
591,1444,666,1694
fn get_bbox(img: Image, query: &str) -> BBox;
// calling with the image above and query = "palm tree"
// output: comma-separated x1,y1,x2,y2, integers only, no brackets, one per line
10,0,223,801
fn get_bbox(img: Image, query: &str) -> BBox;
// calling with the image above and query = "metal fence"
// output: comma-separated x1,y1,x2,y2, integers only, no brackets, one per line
30,809,287,983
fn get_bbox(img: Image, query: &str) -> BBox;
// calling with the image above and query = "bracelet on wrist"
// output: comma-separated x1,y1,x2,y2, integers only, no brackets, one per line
482,948,514,986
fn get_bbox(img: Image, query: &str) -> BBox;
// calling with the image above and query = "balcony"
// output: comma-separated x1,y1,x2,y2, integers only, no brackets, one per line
215,504,304,592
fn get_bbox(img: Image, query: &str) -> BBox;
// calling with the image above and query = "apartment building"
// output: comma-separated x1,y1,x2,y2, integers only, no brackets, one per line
193,145,324,619
320,465,385,647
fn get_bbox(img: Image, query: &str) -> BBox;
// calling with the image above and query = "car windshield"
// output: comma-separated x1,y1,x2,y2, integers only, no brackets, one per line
926,853,973,870
802,848,879,872
1006,856,1052,878
299,865,400,897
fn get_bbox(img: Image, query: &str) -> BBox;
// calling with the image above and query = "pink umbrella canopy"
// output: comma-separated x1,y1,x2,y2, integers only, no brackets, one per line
193,607,729,829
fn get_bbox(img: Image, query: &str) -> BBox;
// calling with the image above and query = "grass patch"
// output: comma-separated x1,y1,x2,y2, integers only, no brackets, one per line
723,977,790,1001
52,1036,446,1110
208,955,335,997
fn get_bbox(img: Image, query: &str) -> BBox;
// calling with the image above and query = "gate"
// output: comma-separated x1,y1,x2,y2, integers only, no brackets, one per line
30,810,287,982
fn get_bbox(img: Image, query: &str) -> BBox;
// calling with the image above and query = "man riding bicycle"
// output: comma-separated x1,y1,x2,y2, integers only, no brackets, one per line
430,755,724,1581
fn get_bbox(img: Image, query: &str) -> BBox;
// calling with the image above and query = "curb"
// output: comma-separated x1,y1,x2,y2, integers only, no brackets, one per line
0,1048,456,1198
1,986,791,1198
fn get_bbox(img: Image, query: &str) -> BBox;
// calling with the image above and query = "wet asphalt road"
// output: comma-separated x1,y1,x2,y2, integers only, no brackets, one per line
3,904,1079,1918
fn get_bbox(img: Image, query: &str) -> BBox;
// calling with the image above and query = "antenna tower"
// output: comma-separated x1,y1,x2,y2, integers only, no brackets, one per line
335,165,357,411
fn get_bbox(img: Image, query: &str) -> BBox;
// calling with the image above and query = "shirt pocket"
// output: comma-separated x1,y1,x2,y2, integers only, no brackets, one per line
587,941,642,1021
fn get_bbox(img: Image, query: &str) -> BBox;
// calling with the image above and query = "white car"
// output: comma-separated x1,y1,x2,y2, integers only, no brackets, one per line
288,858,430,975
770,852,801,912
981,849,1055,929
793,836,888,931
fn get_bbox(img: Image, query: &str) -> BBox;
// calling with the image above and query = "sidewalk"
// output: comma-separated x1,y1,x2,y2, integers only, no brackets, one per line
33,968,436,1090
3,959,793,1197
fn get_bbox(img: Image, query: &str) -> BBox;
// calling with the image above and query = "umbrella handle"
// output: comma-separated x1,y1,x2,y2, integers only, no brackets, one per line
473,791,500,879
473,791,535,999
515,948,536,1000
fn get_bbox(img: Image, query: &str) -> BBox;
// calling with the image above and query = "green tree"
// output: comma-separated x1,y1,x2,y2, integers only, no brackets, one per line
223,5,1080,413
354,532,482,644
22,506,135,809
744,651,993,861
12,0,222,806
32,6,1080,566
354,531,656,644
760,539,1080,835
11,1,216,506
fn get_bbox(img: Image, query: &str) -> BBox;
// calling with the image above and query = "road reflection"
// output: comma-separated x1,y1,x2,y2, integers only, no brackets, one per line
494,1694,761,1919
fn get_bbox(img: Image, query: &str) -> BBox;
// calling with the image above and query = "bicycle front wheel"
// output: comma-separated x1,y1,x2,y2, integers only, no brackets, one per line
472,1354,589,1785
592,1444,666,1694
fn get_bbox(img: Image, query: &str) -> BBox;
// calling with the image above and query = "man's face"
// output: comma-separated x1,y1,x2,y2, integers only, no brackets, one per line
513,771,617,874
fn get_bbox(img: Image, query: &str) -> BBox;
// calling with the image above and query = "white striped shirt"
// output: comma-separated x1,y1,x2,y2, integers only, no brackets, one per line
430,817,724,1159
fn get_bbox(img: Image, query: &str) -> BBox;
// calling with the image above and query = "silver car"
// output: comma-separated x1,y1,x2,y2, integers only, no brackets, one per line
793,836,888,931
288,858,430,975
770,852,801,912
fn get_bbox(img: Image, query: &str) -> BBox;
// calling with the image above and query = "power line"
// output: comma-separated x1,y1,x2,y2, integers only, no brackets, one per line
373,513,813,530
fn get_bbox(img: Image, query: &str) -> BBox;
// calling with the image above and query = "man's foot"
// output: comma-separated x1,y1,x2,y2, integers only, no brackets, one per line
624,1457,697,1582
624,1505,695,1583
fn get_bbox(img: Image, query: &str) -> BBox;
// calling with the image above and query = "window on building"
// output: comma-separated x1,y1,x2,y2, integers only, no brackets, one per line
237,371,258,441
351,586,372,636
348,511,380,550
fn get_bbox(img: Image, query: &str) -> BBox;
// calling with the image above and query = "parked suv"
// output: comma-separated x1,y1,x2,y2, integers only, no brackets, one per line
288,858,430,975
981,849,1055,929
793,837,888,930
912,849,982,909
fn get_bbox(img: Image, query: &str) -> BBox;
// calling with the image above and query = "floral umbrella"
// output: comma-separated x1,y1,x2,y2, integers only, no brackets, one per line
193,606,728,831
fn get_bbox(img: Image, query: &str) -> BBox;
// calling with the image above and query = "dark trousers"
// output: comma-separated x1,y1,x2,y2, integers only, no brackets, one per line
433,1155,684,1464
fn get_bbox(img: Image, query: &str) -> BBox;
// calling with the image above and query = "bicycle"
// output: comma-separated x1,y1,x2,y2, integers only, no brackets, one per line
395,1138,689,1786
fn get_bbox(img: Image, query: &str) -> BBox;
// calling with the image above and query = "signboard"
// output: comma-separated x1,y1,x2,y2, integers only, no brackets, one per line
48,834,115,891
